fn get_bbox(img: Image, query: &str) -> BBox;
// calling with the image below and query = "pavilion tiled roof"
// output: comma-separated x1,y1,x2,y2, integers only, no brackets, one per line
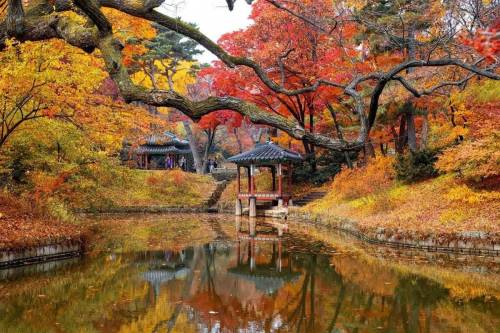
228,142,302,165
134,131,191,155
143,131,189,147
136,145,191,155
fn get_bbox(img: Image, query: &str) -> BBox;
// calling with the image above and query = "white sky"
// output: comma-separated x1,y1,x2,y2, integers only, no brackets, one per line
157,0,253,64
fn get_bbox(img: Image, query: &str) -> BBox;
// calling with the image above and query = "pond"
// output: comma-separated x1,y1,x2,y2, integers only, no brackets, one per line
0,214,498,333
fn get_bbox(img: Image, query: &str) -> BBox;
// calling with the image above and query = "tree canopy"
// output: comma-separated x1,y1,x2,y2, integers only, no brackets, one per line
0,0,498,154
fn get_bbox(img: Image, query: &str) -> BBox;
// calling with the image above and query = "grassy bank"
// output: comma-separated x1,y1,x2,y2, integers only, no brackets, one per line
0,168,215,249
78,168,216,210
300,157,499,239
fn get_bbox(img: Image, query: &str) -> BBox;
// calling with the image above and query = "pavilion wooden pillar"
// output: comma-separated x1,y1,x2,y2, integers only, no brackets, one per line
277,163,283,207
237,166,241,193
249,164,257,218
277,239,282,272
145,153,149,170
277,163,283,196
247,166,251,193
250,238,256,271
287,164,293,205
250,164,256,195
235,166,242,216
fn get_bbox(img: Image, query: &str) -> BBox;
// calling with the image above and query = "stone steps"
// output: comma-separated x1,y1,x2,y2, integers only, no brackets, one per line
294,191,328,207
206,181,229,209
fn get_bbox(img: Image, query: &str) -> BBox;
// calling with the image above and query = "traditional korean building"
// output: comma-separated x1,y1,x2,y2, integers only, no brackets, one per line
228,141,302,217
131,131,194,170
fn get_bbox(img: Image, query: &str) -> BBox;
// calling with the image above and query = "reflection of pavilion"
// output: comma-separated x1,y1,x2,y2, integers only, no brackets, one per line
139,249,193,299
228,219,300,295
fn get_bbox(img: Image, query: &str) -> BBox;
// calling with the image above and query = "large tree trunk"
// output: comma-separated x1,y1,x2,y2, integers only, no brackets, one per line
396,114,407,154
308,109,317,172
327,104,353,169
364,139,376,161
406,111,417,152
201,129,216,173
183,121,203,174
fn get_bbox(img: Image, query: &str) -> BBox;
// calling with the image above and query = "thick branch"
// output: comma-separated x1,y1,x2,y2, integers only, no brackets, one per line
6,0,24,36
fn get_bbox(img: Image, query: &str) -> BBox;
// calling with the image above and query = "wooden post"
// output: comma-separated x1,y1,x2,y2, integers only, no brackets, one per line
235,198,242,216
277,239,282,272
249,218,256,236
235,216,242,232
278,163,283,197
249,196,257,218
145,154,148,170
237,166,241,194
236,166,242,215
250,164,256,195
247,166,251,193
287,164,293,205
250,238,256,271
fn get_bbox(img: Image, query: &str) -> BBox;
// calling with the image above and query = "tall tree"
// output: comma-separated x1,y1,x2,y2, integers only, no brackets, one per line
0,0,497,155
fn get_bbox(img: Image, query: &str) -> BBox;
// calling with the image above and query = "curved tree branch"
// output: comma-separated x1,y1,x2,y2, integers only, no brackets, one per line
1,0,498,153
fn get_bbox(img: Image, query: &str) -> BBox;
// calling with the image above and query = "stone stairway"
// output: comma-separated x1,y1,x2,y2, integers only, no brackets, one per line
206,181,229,212
293,191,328,207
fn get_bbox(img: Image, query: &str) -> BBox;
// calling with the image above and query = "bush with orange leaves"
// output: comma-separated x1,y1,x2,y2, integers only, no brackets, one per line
436,130,500,185
331,156,395,201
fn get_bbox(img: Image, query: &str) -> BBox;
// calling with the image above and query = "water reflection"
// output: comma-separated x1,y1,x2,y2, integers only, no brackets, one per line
0,215,498,333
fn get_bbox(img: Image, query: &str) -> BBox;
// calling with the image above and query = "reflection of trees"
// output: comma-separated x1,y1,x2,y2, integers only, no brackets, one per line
148,248,199,333
321,264,449,333
3,218,498,333
383,276,448,333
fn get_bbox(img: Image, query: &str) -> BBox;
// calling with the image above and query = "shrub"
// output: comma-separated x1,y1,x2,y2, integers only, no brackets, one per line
331,156,395,200
394,149,439,183
436,130,499,184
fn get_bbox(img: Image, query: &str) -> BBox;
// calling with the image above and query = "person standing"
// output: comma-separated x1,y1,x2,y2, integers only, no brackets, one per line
179,156,186,171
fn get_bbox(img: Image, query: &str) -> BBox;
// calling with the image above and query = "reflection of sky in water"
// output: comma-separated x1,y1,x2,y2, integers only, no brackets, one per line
0,215,498,333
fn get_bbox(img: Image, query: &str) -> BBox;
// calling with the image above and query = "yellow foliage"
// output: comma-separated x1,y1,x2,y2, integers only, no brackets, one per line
306,171,500,234
330,156,395,200
436,130,500,182
131,60,197,93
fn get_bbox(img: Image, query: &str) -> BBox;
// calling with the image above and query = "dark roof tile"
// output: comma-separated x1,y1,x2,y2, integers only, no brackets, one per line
228,142,302,165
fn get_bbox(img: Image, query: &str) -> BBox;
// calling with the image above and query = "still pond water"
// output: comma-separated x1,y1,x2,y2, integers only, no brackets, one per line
0,214,499,333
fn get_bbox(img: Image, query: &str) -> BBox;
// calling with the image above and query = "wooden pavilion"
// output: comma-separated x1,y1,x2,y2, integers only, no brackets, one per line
229,219,300,295
228,141,302,217
135,131,193,170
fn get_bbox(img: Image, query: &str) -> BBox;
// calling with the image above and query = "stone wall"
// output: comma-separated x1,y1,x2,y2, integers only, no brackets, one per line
288,210,500,256
0,242,83,269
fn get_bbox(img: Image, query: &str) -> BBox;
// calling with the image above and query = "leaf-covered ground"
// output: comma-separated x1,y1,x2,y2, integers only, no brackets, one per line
301,158,500,237
0,194,85,250
91,169,216,209
0,169,216,250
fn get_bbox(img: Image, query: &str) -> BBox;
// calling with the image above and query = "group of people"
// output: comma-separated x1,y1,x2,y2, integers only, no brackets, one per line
165,155,187,171
162,155,219,173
